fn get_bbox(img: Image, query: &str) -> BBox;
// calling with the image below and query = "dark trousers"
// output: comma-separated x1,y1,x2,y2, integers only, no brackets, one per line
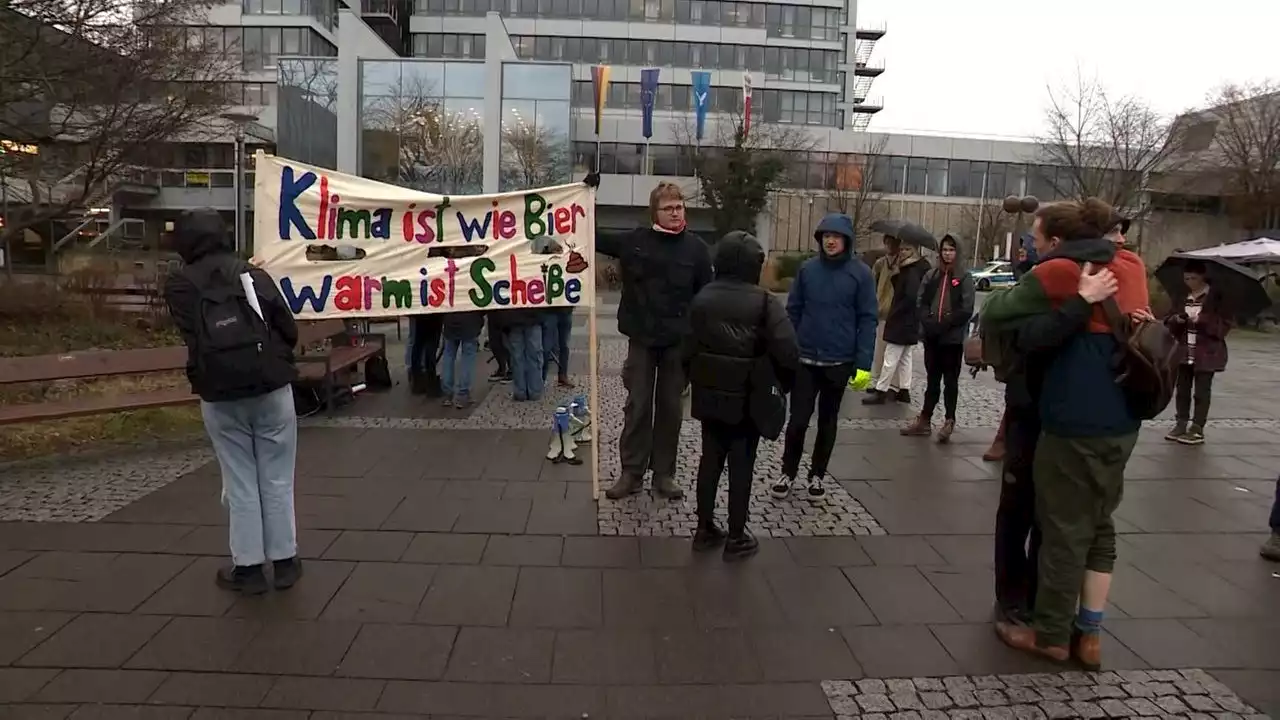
489,321,510,373
620,340,685,479
922,340,963,420
409,316,442,377
1270,477,1280,531
1032,431,1138,646
781,363,852,479
541,312,573,380
1174,364,1214,428
994,404,1041,616
696,420,760,535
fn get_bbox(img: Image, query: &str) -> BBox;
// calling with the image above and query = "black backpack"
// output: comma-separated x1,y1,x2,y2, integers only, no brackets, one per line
189,261,273,387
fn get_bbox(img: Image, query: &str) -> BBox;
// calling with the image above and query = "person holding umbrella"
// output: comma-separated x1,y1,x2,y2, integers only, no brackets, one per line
863,222,933,406
1155,255,1269,445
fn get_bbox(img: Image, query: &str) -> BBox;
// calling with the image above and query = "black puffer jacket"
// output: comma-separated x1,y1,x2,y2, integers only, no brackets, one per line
683,231,799,427
917,234,976,346
881,250,930,346
598,225,713,348
162,208,299,403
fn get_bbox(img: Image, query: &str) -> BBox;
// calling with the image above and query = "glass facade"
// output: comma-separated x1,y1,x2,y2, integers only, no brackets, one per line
573,142,1092,202
500,64,572,192
359,60,486,194
277,58,339,170
412,0,845,40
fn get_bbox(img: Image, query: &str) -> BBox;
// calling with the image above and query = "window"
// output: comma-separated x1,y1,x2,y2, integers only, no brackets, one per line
968,161,989,198
1027,165,1057,200
947,160,969,198
926,159,948,196
906,157,926,195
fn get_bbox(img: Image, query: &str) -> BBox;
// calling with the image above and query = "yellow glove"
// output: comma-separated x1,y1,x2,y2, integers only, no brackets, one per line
847,369,872,392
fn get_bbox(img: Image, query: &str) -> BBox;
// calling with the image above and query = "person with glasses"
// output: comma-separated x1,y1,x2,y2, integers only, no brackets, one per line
587,174,713,501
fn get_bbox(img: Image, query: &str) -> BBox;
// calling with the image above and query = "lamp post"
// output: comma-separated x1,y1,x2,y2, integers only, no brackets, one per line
1001,194,1039,260
220,112,258,257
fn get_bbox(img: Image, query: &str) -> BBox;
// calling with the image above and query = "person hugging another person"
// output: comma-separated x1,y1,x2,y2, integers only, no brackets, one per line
901,233,974,443
1163,259,1229,446
685,231,799,560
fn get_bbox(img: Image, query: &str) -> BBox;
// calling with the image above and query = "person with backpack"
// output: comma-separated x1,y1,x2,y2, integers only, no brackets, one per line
1163,260,1230,446
162,208,302,595
901,233,974,443
773,213,877,500
439,310,485,409
980,197,1151,670
684,231,799,560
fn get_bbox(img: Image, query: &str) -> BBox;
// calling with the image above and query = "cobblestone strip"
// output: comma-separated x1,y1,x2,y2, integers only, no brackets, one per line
822,670,1270,720
0,448,215,523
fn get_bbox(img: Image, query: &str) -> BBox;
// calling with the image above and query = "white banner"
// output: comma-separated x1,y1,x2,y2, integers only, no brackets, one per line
252,153,596,319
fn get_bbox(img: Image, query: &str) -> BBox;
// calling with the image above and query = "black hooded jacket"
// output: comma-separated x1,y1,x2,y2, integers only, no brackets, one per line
682,231,799,428
882,248,931,346
597,225,713,348
162,209,299,403
916,234,976,346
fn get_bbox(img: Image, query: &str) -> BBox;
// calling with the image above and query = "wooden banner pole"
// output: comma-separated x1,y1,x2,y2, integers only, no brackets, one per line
588,294,601,500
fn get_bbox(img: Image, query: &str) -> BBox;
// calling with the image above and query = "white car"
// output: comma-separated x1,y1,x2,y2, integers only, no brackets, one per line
972,260,1016,291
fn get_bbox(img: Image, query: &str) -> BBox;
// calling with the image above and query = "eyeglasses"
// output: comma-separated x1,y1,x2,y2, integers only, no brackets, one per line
658,204,685,213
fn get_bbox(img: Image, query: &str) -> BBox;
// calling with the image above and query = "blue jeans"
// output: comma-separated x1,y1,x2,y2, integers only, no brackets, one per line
541,312,573,380
200,385,298,567
441,337,479,401
507,325,544,401
1271,476,1280,531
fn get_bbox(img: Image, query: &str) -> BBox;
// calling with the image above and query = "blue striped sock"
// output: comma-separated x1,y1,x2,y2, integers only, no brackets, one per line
1075,608,1104,634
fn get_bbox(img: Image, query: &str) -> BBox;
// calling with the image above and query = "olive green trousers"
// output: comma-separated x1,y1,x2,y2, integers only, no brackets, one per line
1031,431,1138,647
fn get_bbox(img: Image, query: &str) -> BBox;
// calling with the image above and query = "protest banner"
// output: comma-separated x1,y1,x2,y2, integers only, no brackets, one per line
252,153,596,320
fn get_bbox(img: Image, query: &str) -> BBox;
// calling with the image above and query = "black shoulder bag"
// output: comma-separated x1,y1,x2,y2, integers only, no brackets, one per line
748,293,786,440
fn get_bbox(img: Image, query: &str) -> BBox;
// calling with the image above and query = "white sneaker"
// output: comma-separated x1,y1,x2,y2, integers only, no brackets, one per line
770,475,795,500
807,475,826,498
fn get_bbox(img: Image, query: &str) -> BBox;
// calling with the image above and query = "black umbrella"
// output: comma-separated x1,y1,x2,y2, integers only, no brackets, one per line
868,219,938,251
869,219,904,236
1155,253,1272,319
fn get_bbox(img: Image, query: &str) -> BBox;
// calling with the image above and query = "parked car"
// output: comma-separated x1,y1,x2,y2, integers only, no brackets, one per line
972,260,1016,291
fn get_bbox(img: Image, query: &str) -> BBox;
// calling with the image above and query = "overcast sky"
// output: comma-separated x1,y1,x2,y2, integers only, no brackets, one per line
859,0,1280,139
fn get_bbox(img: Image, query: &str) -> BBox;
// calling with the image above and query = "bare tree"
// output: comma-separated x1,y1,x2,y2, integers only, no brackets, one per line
1037,72,1185,215
362,74,483,194
500,120,569,190
672,106,819,235
0,0,236,247
1196,81,1280,232
825,134,889,236
958,199,1016,266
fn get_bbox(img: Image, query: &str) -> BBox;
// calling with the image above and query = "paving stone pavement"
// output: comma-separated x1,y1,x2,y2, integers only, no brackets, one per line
822,670,1271,720
2,296,1280,719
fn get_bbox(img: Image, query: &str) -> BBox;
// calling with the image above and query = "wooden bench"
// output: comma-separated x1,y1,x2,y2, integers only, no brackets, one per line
0,320,384,425
295,319,387,410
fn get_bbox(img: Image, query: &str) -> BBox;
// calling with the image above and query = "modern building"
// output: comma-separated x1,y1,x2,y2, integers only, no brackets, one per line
7,0,1244,273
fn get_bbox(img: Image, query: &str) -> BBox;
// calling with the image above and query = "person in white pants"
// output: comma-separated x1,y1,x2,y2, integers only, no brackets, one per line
864,242,930,405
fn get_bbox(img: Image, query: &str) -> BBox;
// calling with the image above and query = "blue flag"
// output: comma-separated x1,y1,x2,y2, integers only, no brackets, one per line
640,68,659,140
691,71,711,142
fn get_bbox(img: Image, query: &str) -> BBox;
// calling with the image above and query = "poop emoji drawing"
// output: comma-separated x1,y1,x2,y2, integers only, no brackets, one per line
562,239,589,274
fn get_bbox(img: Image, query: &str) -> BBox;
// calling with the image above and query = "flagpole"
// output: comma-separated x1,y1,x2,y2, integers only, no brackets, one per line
973,169,988,266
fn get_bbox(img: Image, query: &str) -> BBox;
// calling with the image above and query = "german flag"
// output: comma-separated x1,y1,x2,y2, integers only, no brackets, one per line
591,65,611,136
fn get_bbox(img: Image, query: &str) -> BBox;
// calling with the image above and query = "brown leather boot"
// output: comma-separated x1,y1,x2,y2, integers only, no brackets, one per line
936,419,955,444
1072,631,1102,672
900,413,931,436
605,473,644,500
994,622,1069,663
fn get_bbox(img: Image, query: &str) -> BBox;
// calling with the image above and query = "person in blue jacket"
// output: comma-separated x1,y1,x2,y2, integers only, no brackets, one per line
772,213,878,499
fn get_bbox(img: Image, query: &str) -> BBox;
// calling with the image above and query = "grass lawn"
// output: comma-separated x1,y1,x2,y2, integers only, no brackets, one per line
0,283,205,462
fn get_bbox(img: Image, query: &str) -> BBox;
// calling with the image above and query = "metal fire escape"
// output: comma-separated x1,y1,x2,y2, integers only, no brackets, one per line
849,25,886,131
